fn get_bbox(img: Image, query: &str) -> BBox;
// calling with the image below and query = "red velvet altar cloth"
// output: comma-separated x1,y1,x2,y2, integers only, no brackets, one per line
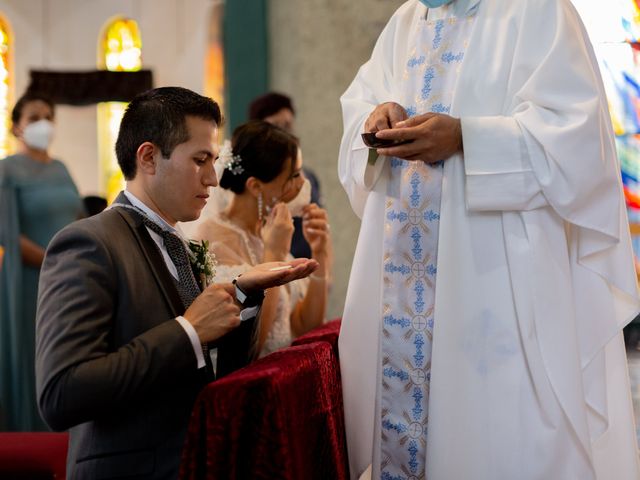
180,342,348,479
0,432,69,479
291,318,342,358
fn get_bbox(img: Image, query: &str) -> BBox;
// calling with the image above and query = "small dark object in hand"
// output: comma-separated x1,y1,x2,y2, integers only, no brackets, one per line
361,132,412,149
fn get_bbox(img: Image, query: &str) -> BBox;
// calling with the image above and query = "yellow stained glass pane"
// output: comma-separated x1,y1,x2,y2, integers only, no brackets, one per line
0,15,13,159
205,3,226,137
97,17,142,203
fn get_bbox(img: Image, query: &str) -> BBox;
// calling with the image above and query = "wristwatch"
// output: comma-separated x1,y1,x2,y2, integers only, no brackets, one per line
232,276,265,308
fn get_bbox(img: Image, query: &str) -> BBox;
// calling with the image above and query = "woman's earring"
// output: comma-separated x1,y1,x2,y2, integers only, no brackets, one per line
257,192,264,223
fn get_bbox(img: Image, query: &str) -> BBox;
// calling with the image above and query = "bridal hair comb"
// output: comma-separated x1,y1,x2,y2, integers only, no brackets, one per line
219,140,244,175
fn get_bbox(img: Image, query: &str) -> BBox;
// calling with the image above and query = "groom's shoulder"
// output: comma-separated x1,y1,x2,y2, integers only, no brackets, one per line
76,207,128,232
52,208,132,248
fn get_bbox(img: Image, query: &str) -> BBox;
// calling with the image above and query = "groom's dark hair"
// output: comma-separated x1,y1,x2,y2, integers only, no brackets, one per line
116,86,222,180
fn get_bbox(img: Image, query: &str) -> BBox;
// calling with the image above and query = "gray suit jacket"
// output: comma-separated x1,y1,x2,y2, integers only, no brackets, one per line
36,192,208,479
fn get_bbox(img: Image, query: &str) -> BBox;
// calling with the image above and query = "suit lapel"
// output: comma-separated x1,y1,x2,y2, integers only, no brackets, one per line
111,192,185,317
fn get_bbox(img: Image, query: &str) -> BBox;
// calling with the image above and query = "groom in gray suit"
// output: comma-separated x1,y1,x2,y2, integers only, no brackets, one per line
35,87,317,479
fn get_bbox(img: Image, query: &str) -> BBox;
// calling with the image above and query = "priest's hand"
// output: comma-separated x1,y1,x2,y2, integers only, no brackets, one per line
365,102,409,131
374,113,463,164
235,258,319,294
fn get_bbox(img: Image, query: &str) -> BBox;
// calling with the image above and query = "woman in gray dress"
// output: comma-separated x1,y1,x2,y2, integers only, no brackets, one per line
0,92,83,430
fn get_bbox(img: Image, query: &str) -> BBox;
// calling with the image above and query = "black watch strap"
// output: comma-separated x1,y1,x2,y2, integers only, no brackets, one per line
232,277,265,308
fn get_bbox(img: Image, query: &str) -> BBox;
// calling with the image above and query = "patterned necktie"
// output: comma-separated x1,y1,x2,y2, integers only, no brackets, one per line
131,209,201,307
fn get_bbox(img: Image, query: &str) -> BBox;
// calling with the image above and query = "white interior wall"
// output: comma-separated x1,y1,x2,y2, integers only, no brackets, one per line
0,0,210,195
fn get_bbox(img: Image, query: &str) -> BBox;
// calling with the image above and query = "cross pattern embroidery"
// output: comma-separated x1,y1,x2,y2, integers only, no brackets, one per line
379,5,477,478
380,161,441,478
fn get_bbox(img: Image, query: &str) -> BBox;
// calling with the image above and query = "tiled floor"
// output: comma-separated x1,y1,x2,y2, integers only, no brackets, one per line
627,348,640,445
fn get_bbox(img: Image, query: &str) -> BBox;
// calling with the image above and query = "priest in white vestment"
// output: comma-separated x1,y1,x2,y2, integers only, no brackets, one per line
338,0,640,479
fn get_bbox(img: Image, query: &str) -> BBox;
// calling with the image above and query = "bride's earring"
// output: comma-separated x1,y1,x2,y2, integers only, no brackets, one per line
257,192,264,223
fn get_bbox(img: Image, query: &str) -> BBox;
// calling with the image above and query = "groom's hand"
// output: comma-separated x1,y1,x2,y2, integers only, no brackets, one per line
184,284,241,343
236,258,319,294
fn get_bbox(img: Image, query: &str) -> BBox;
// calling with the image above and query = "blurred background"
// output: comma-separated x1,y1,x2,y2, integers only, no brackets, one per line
3,0,640,320
0,0,402,319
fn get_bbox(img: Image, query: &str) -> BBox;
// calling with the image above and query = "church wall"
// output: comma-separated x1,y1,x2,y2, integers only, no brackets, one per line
268,0,404,318
0,0,404,320
0,0,209,196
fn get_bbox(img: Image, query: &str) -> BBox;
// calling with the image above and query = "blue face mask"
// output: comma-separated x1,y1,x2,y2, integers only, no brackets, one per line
419,0,454,7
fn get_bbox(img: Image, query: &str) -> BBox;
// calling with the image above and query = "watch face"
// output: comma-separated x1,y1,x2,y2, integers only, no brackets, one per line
232,277,265,308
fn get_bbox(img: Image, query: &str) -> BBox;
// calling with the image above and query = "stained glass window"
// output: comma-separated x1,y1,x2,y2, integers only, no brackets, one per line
97,17,142,203
205,3,226,122
0,14,13,159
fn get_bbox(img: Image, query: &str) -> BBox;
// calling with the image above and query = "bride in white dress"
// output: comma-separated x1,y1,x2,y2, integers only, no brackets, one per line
195,121,330,356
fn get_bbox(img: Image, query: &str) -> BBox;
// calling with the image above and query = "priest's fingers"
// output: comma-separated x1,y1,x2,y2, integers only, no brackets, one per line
365,102,408,132
375,122,429,142
378,141,451,164
365,110,389,132
395,112,436,128
375,114,432,139
387,103,410,127
375,115,393,132
377,113,454,142
377,139,429,159
378,116,462,161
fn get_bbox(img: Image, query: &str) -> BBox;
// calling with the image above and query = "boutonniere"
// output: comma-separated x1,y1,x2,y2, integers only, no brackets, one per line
187,239,218,290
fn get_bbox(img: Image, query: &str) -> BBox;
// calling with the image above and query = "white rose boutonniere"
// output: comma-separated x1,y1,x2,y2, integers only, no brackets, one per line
187,239,218,290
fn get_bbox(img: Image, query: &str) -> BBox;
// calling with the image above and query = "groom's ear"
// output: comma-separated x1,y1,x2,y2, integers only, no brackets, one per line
136,142,158,176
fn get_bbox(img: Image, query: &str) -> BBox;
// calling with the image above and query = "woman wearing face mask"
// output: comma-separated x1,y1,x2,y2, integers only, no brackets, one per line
0,92,83,431
195,121,330,357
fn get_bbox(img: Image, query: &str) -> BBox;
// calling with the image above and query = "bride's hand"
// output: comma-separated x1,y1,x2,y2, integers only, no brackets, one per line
302,204,329,258
261,203,294,261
